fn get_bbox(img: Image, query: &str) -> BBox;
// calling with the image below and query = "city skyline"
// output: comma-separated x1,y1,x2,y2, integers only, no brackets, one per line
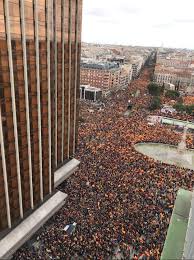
82,0,194,49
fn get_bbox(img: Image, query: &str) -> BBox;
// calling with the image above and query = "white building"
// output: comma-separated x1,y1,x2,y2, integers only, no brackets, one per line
80,85,102,102
119,64,133,88
131,57,144,79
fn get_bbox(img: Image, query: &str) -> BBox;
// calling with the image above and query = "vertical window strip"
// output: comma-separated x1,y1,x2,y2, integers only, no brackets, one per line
54,1,58,167
67,0,72,158
46,0,52,194
73,0,79,155
61,0,65,162
4,0,24,218
50,0,55,174
0,106,11,228
19,0,34,209
34,0,43,201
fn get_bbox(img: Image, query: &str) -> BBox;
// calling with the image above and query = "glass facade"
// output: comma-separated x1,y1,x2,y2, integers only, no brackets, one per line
0,0,82,234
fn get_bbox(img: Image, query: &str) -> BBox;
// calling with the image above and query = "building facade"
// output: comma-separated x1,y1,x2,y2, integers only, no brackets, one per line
154,51,194,92
131,58,143,79
0,0,82,242
80,85,102,102
119,64,132,88
80,61,120,90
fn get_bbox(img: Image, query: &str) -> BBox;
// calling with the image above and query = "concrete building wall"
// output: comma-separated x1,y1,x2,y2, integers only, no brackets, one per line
0,0,82,235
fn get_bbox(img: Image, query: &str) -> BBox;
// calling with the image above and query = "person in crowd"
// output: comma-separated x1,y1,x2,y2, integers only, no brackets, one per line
13,68,194,260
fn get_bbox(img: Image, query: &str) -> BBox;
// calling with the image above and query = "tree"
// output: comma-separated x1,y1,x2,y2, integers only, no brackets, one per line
149,96,161,110
160,83,165,95
147,83,162,96
165,90,180,99
185,105,194,115
173,103,185,112
177,96,183,104
173,103,194,115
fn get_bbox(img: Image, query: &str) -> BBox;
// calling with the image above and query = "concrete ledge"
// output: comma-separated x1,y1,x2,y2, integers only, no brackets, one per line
0,191,67,259
161,189,192,260
54,158,80,188
183,192,194,259
162,117,194,130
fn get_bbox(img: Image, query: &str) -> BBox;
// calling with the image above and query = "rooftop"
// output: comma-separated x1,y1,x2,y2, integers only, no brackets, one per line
81,60,120,70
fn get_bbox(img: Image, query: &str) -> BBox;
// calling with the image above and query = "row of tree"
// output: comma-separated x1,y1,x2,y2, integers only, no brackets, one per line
147,83,180,98
147,83,181,111
173,103,194,115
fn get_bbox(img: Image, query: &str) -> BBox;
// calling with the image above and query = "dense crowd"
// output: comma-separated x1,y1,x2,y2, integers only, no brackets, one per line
13,67,194,259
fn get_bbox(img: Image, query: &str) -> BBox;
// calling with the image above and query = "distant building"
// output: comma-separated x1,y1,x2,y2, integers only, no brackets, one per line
107,56,125,65
164,83,176,91
154,68,176,86
80,60,120,89
131,57,144,79
80,85,102,102
121,64,133,82
119,64,133,88
154,51,194,92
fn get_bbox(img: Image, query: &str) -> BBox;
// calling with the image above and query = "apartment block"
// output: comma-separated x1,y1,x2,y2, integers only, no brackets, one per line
154,50,194,93
80,60,120,90
131,57,144,79
119,64,132,88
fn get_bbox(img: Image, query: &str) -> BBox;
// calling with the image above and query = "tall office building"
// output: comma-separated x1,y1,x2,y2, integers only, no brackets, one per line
0,0,82,257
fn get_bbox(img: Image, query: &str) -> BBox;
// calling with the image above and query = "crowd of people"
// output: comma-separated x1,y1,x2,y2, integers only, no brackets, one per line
13,67,194,259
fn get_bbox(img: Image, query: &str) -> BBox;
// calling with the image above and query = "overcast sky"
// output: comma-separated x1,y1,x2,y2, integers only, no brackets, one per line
82,0,194,49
